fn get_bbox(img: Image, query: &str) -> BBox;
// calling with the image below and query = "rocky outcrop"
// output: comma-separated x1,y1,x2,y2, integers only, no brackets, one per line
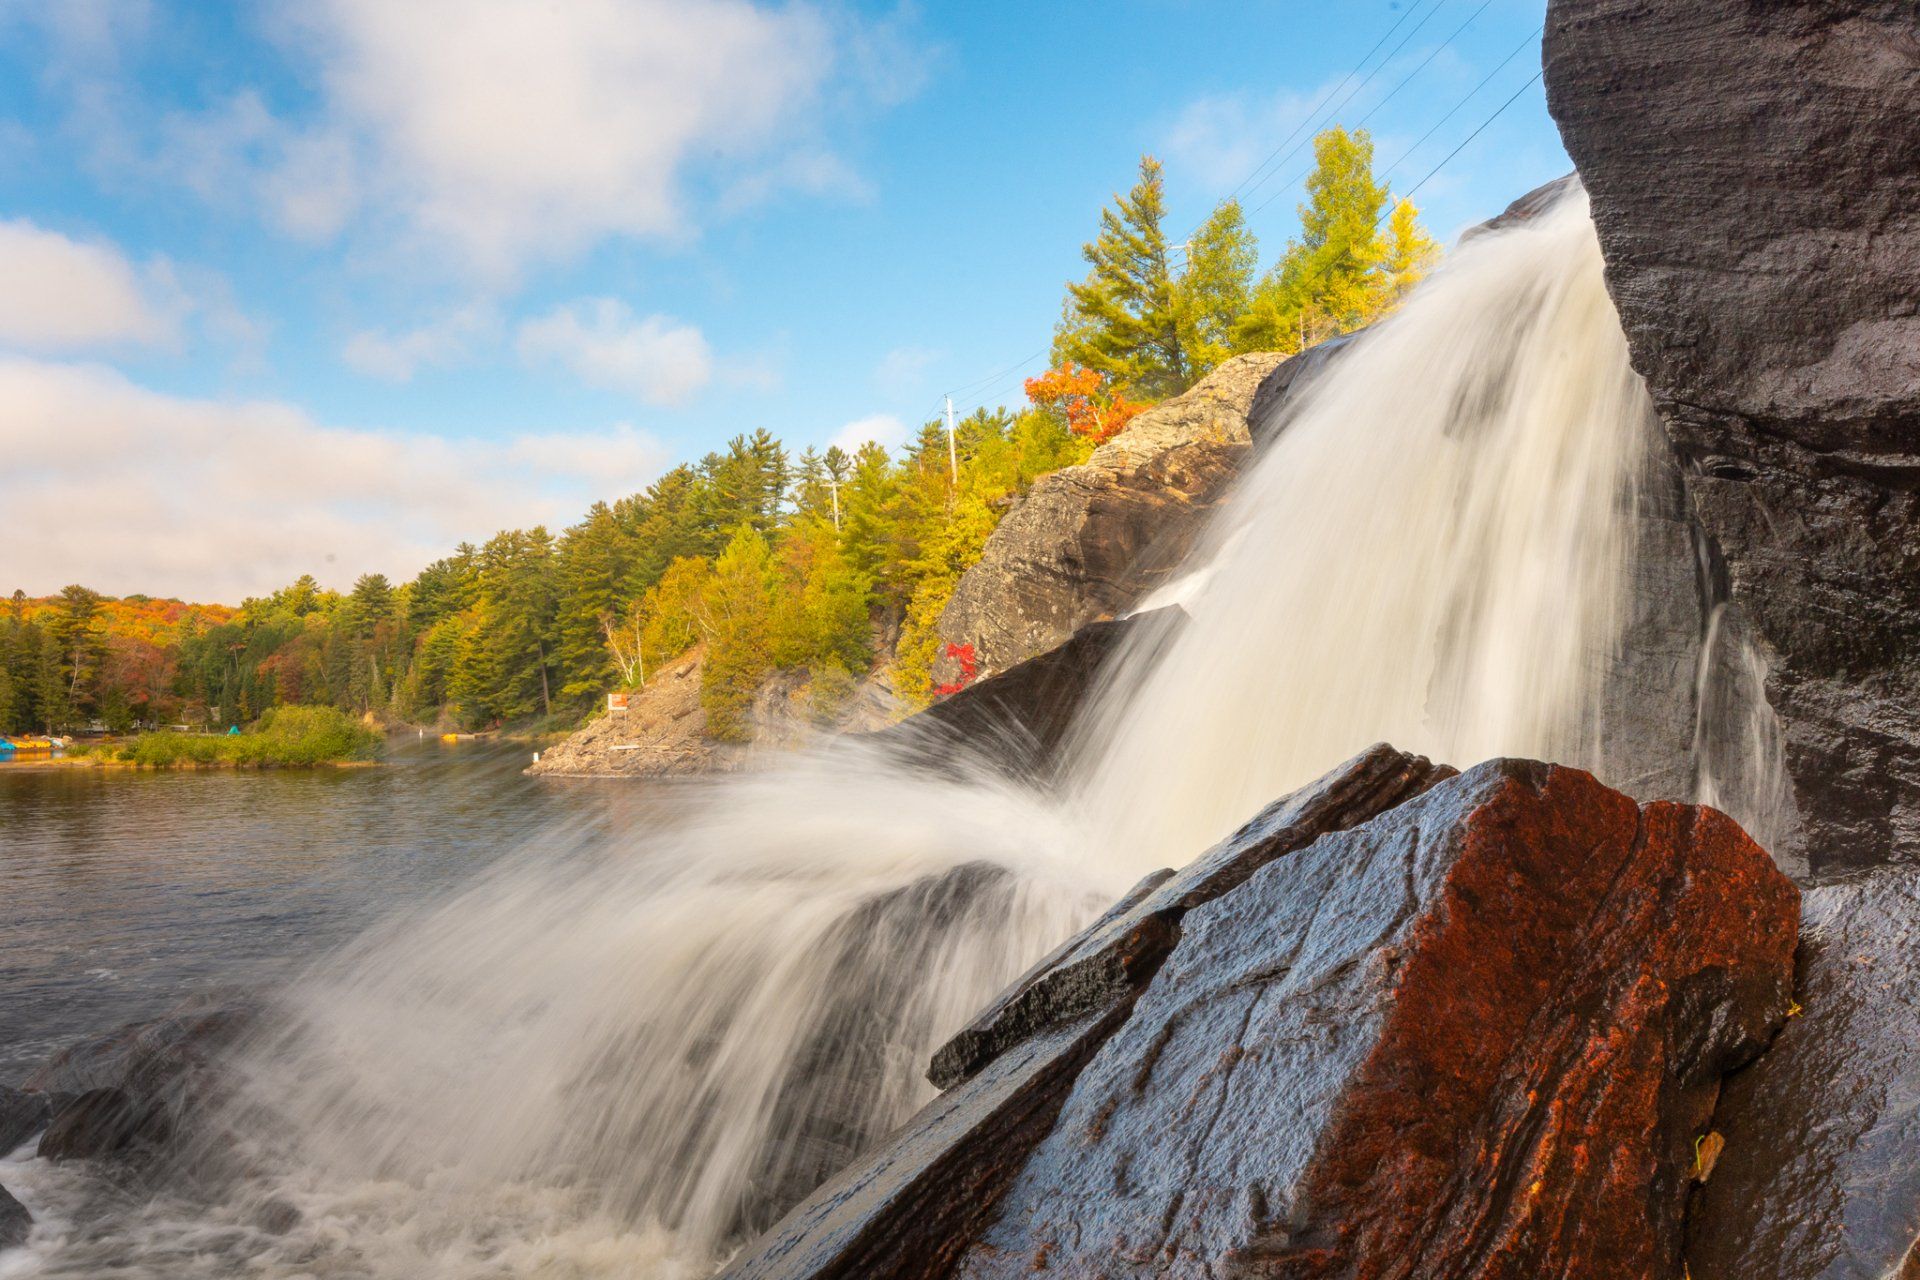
529,646,901,779
1545,0,1920,876
927,742,1453,1089
24,995,255,1166
0,1184,29,1250
1688,867,1920,1280
860,609,1182,782
722,755,1800,1280
0,1086,50,1155
931,352,1287,686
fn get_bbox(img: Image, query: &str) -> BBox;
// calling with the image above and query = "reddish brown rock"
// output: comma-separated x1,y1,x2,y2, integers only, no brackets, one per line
953,761,1798,1280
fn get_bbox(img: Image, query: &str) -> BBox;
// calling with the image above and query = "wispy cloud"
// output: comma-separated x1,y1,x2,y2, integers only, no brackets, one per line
515,298,713,406
0,355,670,600
829,412,906,454
344,304,498,381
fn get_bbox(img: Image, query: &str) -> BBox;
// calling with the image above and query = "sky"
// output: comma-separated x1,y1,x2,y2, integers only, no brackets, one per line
0,0,1569,602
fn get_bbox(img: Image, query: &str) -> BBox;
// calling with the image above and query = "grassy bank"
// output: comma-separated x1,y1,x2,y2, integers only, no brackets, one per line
106,707,383,768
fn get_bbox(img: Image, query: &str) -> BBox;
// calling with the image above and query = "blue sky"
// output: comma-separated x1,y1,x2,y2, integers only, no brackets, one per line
0,0,1567,600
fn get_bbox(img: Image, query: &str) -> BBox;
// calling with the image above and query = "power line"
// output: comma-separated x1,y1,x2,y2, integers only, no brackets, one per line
935,26,1548,421
1245,0,1498,219
1221,0,1441,209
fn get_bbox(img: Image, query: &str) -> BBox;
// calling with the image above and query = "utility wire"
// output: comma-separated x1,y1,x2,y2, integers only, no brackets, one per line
938,28,1548,421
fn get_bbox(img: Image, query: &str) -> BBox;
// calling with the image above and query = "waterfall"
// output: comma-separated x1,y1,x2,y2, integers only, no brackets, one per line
8,186,1739,1278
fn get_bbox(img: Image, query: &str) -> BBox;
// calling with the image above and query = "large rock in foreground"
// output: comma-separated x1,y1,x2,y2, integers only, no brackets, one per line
1545,0,1920,876
1688,867,1920,1280
724,757,1799,1280
931,352,1287,686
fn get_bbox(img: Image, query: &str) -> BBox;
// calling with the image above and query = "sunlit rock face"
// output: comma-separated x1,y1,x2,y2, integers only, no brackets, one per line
1545,0,1920,878
723,756,1800,1280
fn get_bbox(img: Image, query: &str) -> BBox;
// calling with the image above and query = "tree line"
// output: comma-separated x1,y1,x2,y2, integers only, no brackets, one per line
0,126,1437,742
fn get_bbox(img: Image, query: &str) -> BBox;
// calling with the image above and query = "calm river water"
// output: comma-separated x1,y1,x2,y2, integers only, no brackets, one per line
0,740,670,1080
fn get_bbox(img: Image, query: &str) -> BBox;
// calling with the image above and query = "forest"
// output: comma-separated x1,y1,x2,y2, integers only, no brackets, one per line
0,127,1436,741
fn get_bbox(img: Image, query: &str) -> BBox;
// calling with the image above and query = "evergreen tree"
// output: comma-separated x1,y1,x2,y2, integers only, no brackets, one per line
1056,155,1190,399
1375,197,1441,311
699,525,776,742
1174,199,1258,378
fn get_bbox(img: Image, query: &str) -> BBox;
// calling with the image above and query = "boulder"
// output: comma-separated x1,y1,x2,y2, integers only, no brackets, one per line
38,1087,149,1161
953,761,1798,1279
1687,868,1920,1280
1544,0,1920,876
0,1085,50,1155
862,609,1182,781
0,1183,29,1250
927,742,1453,1089
931,352,1286,686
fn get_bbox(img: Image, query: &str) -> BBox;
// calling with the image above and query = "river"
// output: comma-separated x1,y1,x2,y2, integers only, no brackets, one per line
0,741,676,1079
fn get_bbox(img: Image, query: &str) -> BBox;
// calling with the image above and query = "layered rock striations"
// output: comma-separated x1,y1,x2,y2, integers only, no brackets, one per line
1545,0,1920,876
723,754,1802,1280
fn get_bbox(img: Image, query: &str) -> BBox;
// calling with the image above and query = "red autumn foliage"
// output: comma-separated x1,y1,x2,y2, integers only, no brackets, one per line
935,641,978,697
1023,363,1149,444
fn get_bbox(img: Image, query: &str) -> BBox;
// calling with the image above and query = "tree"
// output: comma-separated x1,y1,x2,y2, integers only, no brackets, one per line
1173,199,1258,378
1230,126,1430,355
1056,155,1190,400
699,525,776,742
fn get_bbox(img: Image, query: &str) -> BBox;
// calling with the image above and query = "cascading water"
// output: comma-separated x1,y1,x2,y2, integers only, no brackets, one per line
2,186,1745,1278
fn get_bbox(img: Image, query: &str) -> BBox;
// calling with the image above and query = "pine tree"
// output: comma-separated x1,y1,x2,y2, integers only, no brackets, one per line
1374,197,1440,311
1056,156,1191,399
700,525,776,742
1174,199,1258,379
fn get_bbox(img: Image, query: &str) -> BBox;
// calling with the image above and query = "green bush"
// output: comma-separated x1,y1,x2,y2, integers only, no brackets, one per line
117,706,381,767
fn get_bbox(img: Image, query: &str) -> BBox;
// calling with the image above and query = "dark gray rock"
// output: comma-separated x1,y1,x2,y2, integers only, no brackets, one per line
1688,868,1920,1280
0,1085,50,1156
932,353,1285,686
716,1008,1130,1280
952,761,1798,1279
38,1087,149,1162
865,609,1182,782
1545,0,1920,877
927,742,1453,1090
0,1183,29,1250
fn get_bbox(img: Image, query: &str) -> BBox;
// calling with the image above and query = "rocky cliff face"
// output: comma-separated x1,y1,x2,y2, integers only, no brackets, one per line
1545,0,1920,877
930,352,1290,687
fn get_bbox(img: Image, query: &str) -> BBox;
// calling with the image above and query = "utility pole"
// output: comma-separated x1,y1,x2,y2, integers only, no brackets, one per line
827,472,841,532
945,395,959,488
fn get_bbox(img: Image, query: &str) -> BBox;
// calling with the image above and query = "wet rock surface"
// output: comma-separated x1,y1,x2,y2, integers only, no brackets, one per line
1545,0,1920,876
1688,867,1920,1280
0,1086,51,1155
727,756,1800,1280
717,1008,1130,1280
953,760,1798,1279
932,353,1285,686
927,742,1453,1090
0,1183,30,1250
863,609,1181,782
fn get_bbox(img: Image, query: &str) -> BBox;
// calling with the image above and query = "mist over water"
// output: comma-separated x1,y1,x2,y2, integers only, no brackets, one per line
4,188,1768,1277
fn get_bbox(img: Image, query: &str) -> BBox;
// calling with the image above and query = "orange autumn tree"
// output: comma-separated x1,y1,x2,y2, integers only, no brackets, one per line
1023,362,1149,445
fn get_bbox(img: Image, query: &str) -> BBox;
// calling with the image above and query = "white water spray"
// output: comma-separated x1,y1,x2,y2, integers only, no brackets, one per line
6,187,1717,1279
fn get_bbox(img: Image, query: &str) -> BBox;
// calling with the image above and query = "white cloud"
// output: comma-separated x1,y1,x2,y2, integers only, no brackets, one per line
0,217,173,350
0,355,670,600
344,304,497,381
516,298,712,405
873,344,938,394
1163,84,1332,194
830,412,906,454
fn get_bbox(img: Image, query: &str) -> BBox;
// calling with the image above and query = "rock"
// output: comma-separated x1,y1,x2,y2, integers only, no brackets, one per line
25,995,255,1166
0,1085,51,1155
526,646,748,778
927,742,1453,1090
38,1087,149,1161
1545,0,1920,876
716,1008,1131,1280
861,609,1182,781
951,760,1798,1279
932,352,1286,686
0,1183,29,1250
731,861,1025,1241
1687,868,1920,1280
